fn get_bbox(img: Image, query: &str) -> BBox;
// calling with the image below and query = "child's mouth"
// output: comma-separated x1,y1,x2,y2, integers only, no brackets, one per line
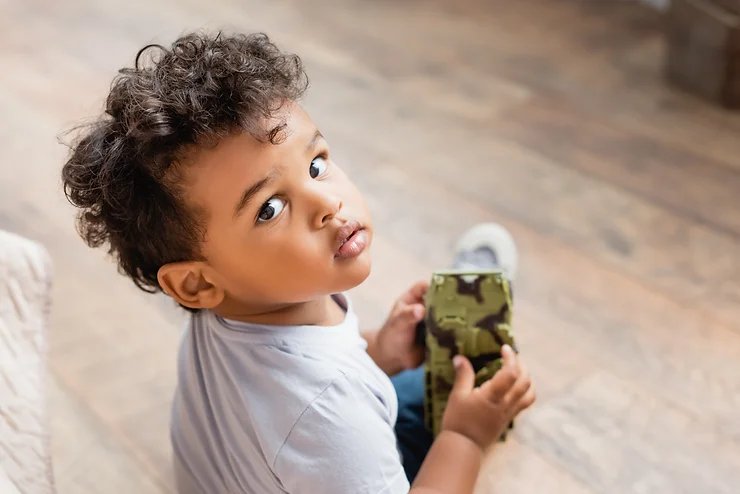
335,221,368,259
340,231,355,246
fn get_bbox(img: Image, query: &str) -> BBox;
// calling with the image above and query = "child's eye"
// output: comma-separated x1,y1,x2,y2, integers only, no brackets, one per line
257,197,285,223
309,156,328,179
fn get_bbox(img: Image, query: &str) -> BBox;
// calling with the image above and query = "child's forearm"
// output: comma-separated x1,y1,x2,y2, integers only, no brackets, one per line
409,431,483,494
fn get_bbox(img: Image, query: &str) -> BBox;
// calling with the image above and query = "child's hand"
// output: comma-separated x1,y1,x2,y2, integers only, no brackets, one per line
374,281,429,375
441,345,535,451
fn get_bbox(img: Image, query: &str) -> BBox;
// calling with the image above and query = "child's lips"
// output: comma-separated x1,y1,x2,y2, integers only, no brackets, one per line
334,220,368,259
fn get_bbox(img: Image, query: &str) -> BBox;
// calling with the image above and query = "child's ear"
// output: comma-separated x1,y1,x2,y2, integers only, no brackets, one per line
157,261,224,310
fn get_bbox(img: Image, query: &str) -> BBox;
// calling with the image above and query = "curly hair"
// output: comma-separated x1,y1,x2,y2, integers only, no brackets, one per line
61,31,309,309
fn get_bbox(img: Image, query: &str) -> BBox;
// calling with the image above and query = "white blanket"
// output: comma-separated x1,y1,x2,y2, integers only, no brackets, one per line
0,230,55,494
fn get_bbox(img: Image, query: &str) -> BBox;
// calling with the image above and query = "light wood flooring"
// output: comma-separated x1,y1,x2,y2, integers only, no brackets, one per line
1,0,739,492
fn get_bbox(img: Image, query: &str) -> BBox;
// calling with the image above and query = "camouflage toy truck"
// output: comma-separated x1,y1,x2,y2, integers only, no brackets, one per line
419,269,516,439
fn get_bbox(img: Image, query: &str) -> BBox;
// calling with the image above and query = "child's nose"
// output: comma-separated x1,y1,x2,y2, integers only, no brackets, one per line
308,188,342,229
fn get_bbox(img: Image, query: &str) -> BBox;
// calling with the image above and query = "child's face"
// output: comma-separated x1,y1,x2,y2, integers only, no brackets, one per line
181,103,373,311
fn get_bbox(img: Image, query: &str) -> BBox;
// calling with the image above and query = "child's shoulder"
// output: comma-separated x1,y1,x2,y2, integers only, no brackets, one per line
177,305,372,396
171,304,395,461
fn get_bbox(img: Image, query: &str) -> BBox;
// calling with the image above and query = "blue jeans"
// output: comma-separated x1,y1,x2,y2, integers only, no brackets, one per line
391,366,434,483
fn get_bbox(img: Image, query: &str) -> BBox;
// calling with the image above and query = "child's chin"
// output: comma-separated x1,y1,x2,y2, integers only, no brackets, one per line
334,257,372,291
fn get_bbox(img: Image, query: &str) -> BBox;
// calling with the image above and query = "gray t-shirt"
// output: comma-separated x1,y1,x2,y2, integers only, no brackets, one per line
170,294,410,494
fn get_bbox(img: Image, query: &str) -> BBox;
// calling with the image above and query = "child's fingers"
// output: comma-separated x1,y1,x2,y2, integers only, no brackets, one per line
480,362,518,402
515,385,536,413
403,303,425,322
478,345,519,399
411,280,429,296
501,363,531,407
451,355,475,397
501,344,518,370
401,280,429,304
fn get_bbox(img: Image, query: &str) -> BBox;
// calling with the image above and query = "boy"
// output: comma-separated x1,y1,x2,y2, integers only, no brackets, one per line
61,32,534,493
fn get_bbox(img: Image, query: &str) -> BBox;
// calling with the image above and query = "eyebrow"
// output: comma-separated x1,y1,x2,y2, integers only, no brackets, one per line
233,173,275,219
232,130,323,219
307,129,323,151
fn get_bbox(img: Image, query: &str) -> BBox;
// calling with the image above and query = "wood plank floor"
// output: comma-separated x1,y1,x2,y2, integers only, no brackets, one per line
1,0,739,492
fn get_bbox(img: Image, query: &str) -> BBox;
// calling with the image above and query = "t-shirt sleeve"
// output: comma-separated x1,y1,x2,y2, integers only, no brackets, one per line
273,374,410,494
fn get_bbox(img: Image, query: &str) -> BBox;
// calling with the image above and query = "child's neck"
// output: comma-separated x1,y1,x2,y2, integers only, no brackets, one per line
214,294,346,328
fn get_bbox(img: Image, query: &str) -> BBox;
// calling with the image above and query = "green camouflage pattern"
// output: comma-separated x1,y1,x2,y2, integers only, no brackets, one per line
422,269,515,439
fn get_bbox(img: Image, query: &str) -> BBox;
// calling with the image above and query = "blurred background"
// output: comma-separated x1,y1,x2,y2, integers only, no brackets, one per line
1,0,739,493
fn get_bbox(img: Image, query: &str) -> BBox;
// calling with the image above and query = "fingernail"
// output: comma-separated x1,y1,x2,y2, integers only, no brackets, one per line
414,306,424,319
453,356,463,369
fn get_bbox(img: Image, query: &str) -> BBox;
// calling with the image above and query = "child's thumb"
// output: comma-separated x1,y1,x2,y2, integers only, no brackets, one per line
451,355,474,395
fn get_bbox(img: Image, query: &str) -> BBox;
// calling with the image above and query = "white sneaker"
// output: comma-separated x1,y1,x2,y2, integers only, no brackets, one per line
452,222,518,282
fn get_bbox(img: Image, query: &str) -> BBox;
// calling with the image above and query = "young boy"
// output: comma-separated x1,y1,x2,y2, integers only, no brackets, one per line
61,32,535,494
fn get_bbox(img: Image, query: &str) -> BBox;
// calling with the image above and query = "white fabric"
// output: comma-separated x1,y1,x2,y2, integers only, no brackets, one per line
0,230,55,494
170,295,410,494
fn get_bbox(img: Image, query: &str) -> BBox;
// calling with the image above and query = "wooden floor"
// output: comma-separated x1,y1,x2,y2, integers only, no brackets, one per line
1,0,739,492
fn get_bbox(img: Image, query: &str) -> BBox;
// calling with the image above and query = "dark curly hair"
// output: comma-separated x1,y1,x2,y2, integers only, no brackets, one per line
61,31,309,309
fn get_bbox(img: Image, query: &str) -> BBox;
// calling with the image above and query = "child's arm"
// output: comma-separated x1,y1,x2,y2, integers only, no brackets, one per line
409,431,482,493
409,346,535,494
